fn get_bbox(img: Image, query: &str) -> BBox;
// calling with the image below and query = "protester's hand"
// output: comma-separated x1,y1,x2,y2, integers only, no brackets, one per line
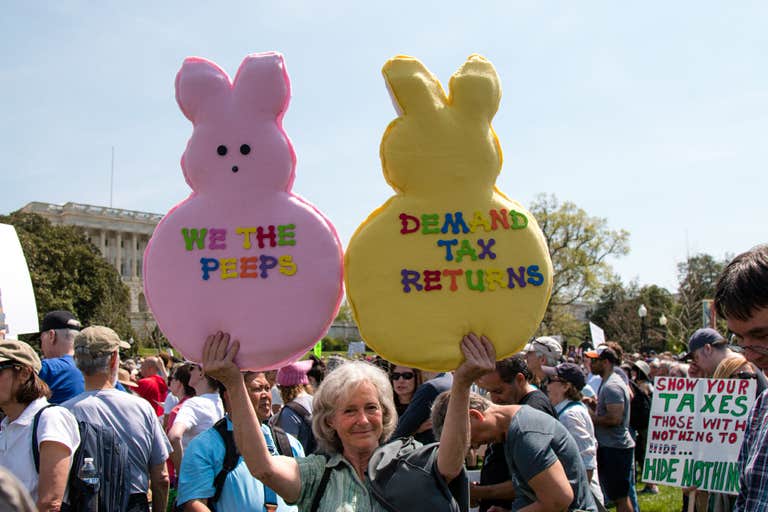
469,482,481,507
582,396,597,409
416,419,433,433
202,332,241,387
455,333,496,386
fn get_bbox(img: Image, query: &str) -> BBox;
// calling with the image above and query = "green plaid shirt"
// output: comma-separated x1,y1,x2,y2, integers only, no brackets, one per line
292,453,389,512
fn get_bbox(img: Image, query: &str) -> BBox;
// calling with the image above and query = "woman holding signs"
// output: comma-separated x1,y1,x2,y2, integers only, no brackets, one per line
201,331,495,511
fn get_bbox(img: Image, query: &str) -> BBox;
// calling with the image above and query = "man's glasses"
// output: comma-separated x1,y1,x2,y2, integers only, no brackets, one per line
249,385,271,393
535,341,554,352
729,333,768,357
734,371,758,380
390,372,415,381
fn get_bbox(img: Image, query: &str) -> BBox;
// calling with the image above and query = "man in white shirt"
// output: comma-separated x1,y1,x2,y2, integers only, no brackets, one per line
64,326,171,512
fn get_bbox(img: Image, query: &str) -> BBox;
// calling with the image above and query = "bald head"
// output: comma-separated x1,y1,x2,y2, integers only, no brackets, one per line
141,356,163,377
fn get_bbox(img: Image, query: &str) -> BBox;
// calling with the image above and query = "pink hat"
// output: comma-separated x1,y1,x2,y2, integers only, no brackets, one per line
277,360,314,386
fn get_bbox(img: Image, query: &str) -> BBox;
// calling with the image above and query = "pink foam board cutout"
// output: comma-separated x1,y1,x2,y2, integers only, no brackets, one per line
144,52,343,370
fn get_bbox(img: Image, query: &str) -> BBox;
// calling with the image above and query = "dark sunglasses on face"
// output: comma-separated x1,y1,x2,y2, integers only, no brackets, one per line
0,361,18,372
735,371,758,380
390,372,415,381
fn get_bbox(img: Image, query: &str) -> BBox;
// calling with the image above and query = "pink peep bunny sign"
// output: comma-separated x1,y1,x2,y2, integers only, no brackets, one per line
144,52,343,370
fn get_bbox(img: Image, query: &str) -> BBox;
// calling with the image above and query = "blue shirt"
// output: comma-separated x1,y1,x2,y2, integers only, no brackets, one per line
735,388,768,511
177,419,304,511
39,355,84,404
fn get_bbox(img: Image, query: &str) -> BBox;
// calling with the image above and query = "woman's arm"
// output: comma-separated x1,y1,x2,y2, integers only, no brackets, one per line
202,332,302,502
36,441,71,512
167,421,188,476
437,334,496,482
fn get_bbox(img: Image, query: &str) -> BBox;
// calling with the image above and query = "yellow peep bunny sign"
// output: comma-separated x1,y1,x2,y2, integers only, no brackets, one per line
345,55,553,371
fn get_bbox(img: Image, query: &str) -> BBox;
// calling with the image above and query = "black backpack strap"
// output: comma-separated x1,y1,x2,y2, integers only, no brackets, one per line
210,418,240,508
269,425,294,458
32,404,57,473
283,400,311,421
309,462,333,512
556,400,584,419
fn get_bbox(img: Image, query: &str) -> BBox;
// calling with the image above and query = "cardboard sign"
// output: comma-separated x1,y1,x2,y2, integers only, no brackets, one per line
0,224,39,336
642,376,756,494
589,322,605,347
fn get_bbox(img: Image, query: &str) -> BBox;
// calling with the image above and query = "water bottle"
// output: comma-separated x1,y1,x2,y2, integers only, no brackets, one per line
79,457,100,492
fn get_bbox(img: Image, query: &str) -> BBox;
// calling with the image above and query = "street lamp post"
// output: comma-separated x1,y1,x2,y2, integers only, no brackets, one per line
638,304,648,352
659,313,668,352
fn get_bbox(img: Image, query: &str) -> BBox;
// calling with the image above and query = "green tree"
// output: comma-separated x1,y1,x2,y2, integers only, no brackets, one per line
589,281,674,352
530,194,630,342
667,253,728,347
334,298,355,324
1,211,134,340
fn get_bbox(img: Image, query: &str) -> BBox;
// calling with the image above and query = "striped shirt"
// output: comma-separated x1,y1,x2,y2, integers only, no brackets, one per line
735,388,768,511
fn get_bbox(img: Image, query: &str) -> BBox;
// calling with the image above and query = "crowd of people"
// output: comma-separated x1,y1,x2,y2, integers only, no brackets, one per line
0,243,766,511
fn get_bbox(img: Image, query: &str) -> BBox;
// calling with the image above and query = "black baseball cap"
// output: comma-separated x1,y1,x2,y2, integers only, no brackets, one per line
39,310,82,333
553,362,586,390
682,328,726,361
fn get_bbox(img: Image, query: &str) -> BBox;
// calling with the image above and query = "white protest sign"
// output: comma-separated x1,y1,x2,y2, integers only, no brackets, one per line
347,341,366,358
642,376,756,494
0,224,39,336
589,322,605,346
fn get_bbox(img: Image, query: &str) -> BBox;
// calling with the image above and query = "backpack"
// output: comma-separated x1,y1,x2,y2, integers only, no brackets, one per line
628,380,651,432
33,405,131,512
367,436,468,512
271,400,317,454
208,417,294,511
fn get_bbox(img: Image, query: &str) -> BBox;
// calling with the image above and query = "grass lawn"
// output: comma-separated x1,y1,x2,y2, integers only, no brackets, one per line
604,485,681,511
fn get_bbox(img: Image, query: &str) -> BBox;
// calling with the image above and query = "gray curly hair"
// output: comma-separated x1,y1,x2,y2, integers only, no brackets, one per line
312,360,397,454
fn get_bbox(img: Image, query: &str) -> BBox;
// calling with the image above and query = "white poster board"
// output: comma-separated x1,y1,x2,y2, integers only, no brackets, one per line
0,224,39,336
347,341,366,358
589,322,605,347
642,376,756,494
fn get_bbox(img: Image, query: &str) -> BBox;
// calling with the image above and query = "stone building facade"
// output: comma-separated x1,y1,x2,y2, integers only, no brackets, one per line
20,201,162,337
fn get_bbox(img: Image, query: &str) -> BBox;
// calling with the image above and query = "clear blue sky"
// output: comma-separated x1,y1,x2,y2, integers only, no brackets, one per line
2,2,766,294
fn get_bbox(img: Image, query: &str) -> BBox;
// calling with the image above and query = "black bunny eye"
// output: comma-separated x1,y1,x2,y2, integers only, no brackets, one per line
240,144,251,155
217,145,228,156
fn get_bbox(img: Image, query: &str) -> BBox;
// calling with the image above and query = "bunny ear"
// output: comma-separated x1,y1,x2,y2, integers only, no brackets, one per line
382,56,447,116
175,57,232,122
448,54,501,121
232,52,290,118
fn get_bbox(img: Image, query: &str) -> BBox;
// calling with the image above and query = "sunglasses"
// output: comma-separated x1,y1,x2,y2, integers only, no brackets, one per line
390,372,415,381
0,361,19,372
734,371,758,380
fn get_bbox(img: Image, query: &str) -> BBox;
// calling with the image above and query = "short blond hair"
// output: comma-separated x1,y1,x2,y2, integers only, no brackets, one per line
713,354,750,379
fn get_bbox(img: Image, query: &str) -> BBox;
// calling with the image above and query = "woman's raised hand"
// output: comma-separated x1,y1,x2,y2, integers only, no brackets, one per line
202,332,241,386
455,333,497,385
